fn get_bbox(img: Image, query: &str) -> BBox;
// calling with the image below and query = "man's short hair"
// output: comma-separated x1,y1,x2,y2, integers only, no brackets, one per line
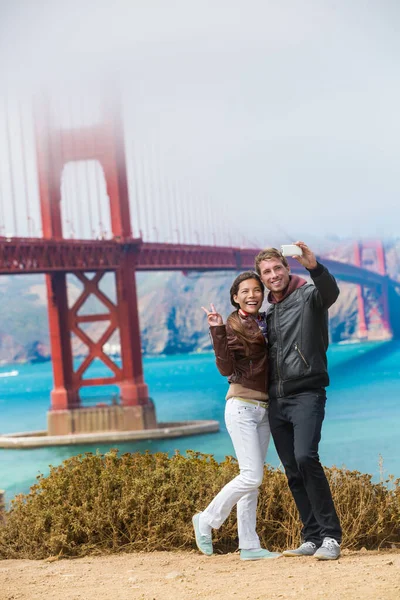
254,247,289,276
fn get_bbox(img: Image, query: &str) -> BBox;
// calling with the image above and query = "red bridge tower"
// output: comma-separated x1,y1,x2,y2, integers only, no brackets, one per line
35,95,156,435
353,241,391,340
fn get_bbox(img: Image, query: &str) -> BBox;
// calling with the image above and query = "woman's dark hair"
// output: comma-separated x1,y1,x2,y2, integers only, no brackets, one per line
227,272,265,353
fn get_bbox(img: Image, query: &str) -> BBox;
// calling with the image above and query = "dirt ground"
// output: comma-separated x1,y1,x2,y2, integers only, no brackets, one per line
0,549,399,600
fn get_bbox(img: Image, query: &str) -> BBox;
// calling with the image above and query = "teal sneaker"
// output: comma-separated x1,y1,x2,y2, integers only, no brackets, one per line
240,549,281,561
192,513,213,556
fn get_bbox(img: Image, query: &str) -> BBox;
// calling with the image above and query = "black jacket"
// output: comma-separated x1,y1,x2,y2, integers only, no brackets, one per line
267,263,340,399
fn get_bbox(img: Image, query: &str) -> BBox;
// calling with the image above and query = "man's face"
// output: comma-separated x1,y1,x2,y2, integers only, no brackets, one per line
258,258,291,298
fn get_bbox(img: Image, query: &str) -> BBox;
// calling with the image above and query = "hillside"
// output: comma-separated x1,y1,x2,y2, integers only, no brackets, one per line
0,241,398,364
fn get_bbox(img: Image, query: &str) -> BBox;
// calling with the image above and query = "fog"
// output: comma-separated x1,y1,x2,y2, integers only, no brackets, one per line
1,0,399,246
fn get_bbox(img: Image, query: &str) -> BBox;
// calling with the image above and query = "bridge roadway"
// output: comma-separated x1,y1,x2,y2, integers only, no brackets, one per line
0,237,398,290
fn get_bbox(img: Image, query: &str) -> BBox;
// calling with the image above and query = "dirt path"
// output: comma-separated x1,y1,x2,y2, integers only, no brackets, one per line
0,549,399,600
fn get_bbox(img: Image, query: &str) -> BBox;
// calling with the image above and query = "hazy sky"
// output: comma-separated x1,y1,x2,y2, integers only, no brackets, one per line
1,0,400,245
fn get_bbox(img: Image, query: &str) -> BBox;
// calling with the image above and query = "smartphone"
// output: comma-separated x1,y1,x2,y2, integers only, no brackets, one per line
281,244,302,257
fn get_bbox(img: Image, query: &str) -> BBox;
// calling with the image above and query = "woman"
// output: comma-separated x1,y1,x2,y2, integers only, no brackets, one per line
193,271,280,561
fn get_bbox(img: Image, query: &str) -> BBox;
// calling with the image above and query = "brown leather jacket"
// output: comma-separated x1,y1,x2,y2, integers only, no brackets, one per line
209,318,268,394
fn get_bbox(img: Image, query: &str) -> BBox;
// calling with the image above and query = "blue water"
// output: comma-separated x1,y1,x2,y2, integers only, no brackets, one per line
1,341,399,503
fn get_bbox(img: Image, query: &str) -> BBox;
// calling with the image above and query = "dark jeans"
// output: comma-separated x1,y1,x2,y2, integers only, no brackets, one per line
269,389,342,545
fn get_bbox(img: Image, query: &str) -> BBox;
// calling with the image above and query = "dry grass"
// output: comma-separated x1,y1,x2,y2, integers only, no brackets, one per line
0,450,398,559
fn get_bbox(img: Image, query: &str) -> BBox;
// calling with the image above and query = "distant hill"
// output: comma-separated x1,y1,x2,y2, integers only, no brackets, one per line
0,241,398,364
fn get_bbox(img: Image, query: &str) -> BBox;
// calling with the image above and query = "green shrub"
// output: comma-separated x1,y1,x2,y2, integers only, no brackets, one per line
0,450,398,559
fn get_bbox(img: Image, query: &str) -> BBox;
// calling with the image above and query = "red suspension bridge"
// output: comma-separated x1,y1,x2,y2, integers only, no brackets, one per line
0,90,399,435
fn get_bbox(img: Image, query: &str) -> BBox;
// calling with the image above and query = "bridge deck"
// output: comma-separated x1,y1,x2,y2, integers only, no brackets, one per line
0,238,396,288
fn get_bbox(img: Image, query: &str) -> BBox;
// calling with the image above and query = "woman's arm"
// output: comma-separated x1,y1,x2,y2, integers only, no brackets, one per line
202,304,235,376
209,324,236,376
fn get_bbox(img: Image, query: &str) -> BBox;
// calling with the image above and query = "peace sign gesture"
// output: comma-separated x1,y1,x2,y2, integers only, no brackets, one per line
201,303,224,327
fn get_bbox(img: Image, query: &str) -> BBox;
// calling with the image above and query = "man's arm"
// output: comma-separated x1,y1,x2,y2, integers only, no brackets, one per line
292,241,340,309
307,262,340,309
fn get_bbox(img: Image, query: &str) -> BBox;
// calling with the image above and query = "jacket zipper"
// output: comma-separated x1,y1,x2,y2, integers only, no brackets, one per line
294,343,309,368
274,308,283,397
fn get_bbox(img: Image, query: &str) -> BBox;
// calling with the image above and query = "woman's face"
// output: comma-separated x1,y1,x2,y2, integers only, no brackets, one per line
233,278,264,315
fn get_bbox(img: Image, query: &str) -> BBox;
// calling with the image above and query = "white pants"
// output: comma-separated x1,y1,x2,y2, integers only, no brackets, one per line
202,397,270,549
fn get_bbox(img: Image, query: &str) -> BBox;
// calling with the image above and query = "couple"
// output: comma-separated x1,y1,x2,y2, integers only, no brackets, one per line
193,242,342,561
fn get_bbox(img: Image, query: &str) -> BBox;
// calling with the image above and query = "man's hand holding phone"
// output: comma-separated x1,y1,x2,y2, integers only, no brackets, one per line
282,242,317,270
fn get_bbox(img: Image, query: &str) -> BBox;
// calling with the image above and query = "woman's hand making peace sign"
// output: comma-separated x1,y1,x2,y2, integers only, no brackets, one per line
201,304,224,327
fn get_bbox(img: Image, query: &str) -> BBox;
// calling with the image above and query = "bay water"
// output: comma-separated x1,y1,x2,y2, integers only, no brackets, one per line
1,340,399,503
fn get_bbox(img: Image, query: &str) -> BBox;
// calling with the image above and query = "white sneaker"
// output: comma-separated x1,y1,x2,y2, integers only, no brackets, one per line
282,541,317,557
314,537,341,560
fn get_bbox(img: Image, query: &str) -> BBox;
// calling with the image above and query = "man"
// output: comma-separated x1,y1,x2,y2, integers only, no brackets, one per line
255,241,342,560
